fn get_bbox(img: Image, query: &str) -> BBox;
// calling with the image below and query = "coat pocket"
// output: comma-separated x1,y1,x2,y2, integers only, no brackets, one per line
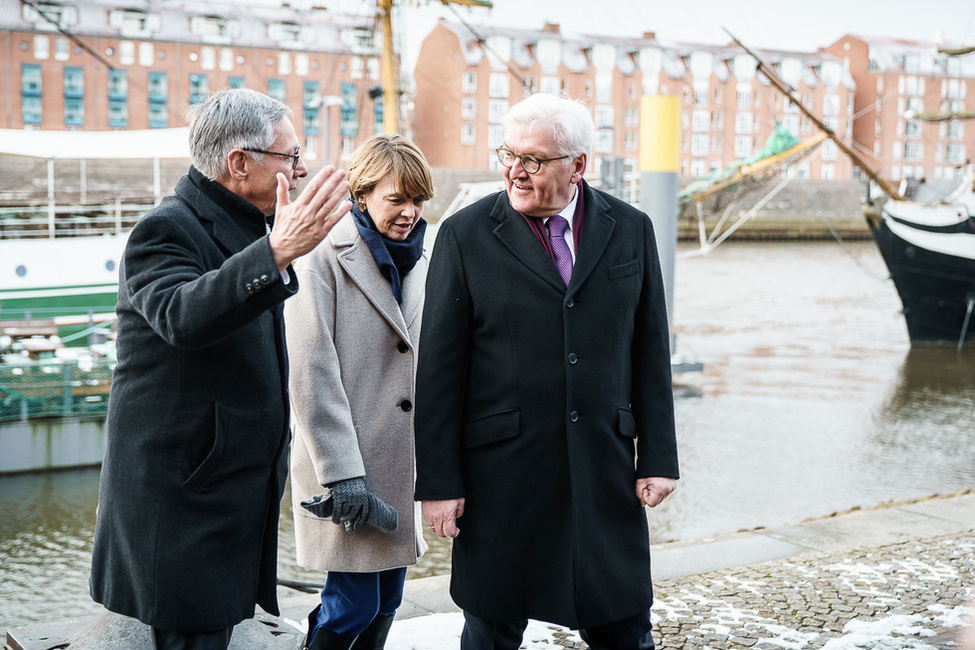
183,402,230,491
608,259,641,280
463,409,520,449
617,406,636,439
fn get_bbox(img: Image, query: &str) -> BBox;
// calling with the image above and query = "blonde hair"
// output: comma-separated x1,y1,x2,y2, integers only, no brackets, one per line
347,134,435,208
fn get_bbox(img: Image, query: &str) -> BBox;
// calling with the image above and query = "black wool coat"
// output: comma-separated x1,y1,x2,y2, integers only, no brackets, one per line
90,169,297,631
414,181,679,630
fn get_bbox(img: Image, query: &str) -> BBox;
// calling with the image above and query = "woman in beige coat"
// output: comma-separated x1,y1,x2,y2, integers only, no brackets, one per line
284,134,434,650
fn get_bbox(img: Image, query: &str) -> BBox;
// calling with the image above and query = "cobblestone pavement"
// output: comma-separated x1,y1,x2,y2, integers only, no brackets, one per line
537,531,975,649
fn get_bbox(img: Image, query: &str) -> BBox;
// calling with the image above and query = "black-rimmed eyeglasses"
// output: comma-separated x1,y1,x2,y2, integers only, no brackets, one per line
496,146,569,174
242,146,301,170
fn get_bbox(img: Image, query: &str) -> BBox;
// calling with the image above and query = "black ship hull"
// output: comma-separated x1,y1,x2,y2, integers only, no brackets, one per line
869,213,975,345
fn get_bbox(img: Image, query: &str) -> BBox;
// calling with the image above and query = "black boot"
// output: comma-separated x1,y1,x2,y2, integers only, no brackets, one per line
350,615,395,649
304,605,357,650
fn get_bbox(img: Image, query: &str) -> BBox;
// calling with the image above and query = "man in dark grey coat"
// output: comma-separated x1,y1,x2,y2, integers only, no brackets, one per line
416,93,679,650
89,89,351,650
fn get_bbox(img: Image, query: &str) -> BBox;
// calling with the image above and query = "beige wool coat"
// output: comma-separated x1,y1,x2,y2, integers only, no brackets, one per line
284,213,428,572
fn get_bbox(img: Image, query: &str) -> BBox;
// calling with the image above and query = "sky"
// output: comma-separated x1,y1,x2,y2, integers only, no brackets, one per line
392,0,975,69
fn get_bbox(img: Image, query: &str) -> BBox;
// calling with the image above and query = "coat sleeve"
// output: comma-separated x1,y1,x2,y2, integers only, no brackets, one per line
633,215,680,479
414,221,471,501
122,210,296,350
284,260,366,487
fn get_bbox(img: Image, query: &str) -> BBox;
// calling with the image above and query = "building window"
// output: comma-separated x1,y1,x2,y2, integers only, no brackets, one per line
735,112,752,134
55,37,69,61
228,76,245,90
947,144,966,164
189,74,208,104
692,110,708,133
201,46,216,71
595,129,613,153
21,64,42,95
462,71,477,94
139,42,154,66
488,99,508,124
267,78,285,102
64,66,83,98
340,83,358,138
120,40,135,66
461,123,475,145
109,100,128,128
734,135,752,158
904,141,924,162
221,48,235,72
462,97,476,120
373,94,384,133
691,134,708,156
594,105,614,128
489,73,509,98
22,96,42,124
488,124,504,149
304,108,320,136
65,98,84,126
736,88,750,110
108,69,127,100
303,81,321,108
148,71,167,101
540,76,559,95
149,100,167,128
34,35,49,60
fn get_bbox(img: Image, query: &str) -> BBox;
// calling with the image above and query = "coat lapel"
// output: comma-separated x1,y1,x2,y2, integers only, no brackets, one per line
490,184,616,295
174,176,262,256
333,216,412,342
568,182,615,293
490,194,567,292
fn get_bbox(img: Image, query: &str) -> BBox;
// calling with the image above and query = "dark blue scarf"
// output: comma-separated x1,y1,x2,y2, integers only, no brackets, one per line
350,200,426,304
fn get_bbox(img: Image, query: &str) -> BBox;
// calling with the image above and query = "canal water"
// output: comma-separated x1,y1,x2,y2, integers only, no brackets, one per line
2,240,974,632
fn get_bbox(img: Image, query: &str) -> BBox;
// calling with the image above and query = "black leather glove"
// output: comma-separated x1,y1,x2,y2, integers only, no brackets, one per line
300,477,398,534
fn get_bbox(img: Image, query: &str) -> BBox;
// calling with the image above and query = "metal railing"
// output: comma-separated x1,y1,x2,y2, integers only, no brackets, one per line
0,358,114,422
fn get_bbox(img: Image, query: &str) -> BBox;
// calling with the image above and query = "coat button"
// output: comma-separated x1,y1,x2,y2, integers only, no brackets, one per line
567,353,578,364
566,298,575,308
397,341,409,353
260,274,270,285
245,282,254,293
569,411,579,422
400,400,413,412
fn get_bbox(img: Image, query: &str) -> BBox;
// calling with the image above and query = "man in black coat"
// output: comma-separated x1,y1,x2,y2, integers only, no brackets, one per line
89,89,351,650
416,93,679,650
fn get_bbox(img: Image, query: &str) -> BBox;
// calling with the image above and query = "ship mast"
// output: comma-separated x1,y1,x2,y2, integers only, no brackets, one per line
377,0,493,134
724,29,902,200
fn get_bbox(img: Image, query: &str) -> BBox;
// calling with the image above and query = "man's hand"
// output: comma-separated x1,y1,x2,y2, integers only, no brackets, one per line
269,165,352,271
422,498,465,539
636,476,676,508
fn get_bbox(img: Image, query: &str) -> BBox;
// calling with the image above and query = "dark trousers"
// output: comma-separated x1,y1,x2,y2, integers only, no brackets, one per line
151,626,234,650
316,567,408,637
461,609,655,650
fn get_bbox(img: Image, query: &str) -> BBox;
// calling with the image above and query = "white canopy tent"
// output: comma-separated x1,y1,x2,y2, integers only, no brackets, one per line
0,128,191,236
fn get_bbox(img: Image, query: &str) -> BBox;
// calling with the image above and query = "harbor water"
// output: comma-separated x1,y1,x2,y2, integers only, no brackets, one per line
2,240,974,633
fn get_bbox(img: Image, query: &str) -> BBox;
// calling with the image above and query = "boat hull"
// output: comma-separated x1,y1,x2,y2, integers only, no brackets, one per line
869,217,975,345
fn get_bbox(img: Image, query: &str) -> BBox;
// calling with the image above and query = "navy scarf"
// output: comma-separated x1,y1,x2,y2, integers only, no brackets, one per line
350,201,426,304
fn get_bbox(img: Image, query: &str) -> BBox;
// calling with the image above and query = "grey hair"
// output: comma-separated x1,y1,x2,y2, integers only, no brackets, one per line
187,88,293,180
503,93,593,158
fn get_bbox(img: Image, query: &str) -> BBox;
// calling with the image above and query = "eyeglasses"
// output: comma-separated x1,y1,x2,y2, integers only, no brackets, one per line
496,146,569,174
242,146,301,170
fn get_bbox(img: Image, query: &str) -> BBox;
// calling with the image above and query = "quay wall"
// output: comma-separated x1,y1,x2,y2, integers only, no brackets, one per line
0,417,105,474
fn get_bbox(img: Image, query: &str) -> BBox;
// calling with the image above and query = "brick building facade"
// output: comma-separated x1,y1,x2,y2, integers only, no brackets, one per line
414,20,975,185
1,0,390,165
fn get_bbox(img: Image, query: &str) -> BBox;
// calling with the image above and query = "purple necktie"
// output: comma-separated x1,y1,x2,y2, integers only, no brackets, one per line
547,215,573,286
